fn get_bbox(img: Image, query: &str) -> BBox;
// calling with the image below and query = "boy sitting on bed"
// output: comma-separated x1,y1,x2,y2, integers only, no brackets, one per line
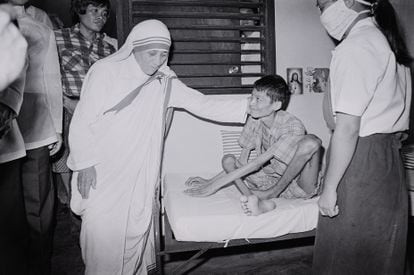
185,75,321,216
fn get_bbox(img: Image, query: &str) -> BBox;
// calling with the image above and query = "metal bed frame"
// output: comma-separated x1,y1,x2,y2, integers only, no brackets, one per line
153,194,316,274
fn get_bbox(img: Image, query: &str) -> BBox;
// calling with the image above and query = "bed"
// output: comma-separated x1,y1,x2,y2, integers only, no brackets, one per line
154,111,321,274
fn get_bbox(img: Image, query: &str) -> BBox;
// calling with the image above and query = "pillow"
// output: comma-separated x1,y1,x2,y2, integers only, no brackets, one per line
220,130,257,161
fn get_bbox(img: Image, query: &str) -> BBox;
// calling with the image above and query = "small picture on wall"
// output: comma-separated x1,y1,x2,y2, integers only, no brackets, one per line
312,68,329,93
287,68,303,95
304,67,330,93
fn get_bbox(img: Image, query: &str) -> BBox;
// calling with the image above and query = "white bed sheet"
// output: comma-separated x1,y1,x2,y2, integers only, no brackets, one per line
163,173,319,243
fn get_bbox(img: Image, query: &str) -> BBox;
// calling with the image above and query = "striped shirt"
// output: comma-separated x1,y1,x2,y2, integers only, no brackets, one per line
54,24,116,104
238,110,305,178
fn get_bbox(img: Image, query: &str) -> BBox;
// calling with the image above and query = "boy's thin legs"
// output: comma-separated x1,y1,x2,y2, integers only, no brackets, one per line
221,154,275,215
222,154,252,196
251,134,322,199
297,136,321,194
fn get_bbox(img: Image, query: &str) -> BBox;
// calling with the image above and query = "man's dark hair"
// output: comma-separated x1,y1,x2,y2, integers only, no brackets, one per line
254,75,290,110
71,0,110,22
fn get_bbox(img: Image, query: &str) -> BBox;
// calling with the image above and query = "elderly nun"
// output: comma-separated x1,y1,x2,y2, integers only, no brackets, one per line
67,19,248,274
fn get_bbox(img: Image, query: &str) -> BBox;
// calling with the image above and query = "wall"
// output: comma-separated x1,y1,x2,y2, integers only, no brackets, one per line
275,0,335,149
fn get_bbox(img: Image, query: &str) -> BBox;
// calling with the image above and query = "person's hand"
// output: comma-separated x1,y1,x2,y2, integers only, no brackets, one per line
0,4,28,91
77,166,97,199
185,176,209,187
246,96,252,115
0,103,16,139
318,186,339,217
184,180,217,197
48,133,62,156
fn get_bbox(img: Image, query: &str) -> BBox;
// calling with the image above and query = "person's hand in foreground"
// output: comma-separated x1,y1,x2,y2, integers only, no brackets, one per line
0,4,28,91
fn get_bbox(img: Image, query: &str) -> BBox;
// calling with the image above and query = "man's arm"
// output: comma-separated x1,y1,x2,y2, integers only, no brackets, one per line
43,29,63,156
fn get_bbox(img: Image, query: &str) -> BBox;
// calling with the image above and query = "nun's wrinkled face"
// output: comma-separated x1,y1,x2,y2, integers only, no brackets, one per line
133,49,169,76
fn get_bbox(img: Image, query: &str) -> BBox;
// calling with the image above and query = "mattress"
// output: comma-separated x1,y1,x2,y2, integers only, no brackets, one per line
163,173,319,242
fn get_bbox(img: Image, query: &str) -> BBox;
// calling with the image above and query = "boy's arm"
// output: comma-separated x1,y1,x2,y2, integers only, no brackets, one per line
185,143,277,197
185,171,227,187
185,148,251,190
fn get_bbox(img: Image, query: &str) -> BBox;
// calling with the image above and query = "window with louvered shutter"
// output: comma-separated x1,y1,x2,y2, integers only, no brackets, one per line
116,0,275,94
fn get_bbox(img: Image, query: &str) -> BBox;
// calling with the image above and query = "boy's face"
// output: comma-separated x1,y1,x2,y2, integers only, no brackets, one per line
248,89,281,119
79,4,109,33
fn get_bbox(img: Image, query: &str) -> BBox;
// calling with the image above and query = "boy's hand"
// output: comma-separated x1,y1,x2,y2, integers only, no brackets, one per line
184,182,216,197
185,176,209,187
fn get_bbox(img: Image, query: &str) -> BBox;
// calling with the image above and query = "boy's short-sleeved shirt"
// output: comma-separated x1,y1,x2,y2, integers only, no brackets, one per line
238,110,305,190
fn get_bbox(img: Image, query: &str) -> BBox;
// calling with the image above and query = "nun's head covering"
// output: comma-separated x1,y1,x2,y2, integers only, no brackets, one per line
96,19,174,75
131,20,171,52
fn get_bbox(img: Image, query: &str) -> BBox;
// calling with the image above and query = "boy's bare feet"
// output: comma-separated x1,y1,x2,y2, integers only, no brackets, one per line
240,195,276,216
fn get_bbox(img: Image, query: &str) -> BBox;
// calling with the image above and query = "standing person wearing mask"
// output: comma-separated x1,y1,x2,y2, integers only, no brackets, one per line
0,4,29,275
53,0,116,206
68,19,248,274
7,0,63,274
313,0,412,274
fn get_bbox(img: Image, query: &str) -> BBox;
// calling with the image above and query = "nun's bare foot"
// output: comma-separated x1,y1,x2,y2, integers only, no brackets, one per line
240,195,276,216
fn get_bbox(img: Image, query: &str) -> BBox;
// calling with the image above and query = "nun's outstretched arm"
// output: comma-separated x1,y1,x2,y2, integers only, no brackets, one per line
168,78,248,124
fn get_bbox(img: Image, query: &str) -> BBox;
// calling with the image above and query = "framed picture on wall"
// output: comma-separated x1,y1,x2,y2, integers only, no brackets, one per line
305,67,329,93
287,68,303,95
312,68,329,93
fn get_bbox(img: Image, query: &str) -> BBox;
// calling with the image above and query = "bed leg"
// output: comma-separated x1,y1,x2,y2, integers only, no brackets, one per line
156,253,164,275
171,248,210,274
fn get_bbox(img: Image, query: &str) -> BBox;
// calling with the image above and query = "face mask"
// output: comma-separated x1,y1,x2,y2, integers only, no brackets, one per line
320,0,371,41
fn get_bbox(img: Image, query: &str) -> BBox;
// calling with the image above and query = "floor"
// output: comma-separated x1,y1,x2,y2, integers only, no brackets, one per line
51,201,414,274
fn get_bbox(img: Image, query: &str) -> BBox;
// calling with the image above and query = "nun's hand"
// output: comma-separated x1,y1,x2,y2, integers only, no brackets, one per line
318,186,339,218
78,166,97,199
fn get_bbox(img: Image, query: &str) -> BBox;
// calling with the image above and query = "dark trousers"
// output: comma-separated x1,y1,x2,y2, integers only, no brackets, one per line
22,147,55,275
0,158,30,275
